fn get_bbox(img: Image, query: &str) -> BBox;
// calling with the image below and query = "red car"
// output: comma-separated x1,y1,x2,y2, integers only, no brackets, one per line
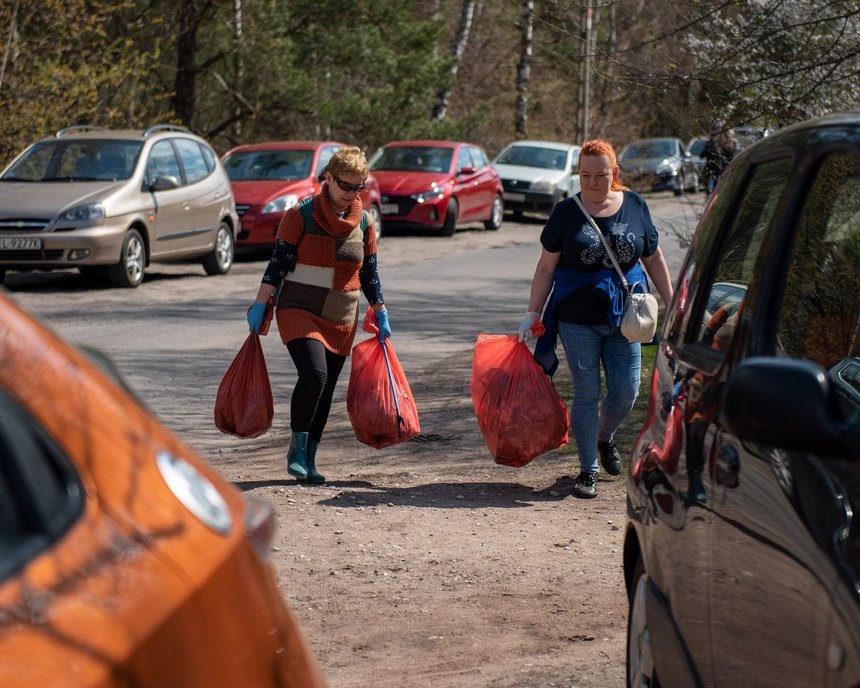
221,140,383,247
368,140,504,236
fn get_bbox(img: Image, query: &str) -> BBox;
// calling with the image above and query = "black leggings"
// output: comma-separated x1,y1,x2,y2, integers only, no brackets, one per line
286,338,347,442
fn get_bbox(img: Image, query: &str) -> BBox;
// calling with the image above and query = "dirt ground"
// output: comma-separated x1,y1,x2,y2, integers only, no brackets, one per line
7,193,698,687
203,205,691,688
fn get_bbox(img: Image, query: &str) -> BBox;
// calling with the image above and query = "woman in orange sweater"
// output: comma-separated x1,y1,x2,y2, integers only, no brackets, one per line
246,146,389,483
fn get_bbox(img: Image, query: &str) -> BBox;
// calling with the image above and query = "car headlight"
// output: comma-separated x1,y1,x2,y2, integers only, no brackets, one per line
61,202,105,222
410,183,447,203
531,179,556,193
655,159,678,175
262,194,299,214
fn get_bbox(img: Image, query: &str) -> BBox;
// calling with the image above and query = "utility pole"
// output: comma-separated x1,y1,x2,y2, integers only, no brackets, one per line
582,4,592,142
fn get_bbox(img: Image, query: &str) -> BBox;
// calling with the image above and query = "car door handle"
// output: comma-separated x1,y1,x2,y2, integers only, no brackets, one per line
716,445,740,488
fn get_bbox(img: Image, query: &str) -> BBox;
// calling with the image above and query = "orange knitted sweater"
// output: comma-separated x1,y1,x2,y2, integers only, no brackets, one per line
273,188,379,356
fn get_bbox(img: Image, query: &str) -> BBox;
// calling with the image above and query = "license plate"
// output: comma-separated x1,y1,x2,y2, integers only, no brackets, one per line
504,192,525,202
0,237,42,250
381,203,399,215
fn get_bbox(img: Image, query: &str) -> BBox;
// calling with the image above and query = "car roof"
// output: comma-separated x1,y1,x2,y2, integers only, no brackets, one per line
502,140,579,150
46,125,200,142
382,140,463,148
223,140,346,153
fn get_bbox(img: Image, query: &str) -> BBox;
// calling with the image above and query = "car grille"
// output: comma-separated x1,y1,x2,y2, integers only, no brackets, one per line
0,250,64,259
0,219,51,232
501,179,532,191
235,204,251,217
381,195,418,214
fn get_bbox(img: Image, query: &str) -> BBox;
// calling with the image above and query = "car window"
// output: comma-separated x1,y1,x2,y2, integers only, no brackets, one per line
692,157,793,354
0,389,83,581
370,146,453,173
316,145,341,178
469,146,489,168
146,140,183,186
223,149,313,181
174,138,210,184
200,143,216,173
777,151,859,373
457,147,474,172
2,141,142,182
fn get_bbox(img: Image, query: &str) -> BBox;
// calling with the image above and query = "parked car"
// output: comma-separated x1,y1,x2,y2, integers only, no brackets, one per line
625,111,860,687
733,125,772,151
492,140,581,216
368,140,504,236
0,125,238,288
221,140,383,247
617,137,700,196
0,290,326,687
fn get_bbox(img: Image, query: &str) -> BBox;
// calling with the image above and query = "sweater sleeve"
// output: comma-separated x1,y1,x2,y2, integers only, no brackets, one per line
261,240,298,286
359,253,384,305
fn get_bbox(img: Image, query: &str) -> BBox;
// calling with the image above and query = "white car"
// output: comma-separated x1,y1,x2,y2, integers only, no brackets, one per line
493,140,581,216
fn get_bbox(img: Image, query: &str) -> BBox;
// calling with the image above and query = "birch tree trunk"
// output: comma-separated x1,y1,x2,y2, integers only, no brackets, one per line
514,0,533,138
432,0,475,122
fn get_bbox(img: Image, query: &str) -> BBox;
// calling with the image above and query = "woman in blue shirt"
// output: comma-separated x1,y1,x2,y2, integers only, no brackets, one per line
518,139,673,498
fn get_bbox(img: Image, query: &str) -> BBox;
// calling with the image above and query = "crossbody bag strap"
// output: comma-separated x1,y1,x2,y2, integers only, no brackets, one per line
572,194,629,290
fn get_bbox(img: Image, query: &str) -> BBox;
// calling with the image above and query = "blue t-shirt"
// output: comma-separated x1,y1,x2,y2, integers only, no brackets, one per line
540,191,659,324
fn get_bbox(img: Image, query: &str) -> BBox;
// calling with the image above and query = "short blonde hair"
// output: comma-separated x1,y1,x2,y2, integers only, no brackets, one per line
325,146,368,180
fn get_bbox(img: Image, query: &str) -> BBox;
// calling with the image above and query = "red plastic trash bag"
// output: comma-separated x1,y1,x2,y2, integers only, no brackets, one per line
347,307,420,449
471,333,568,467
214,333,274,438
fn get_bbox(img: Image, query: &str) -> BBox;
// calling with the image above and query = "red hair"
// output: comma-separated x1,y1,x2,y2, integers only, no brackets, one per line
579,139,628,191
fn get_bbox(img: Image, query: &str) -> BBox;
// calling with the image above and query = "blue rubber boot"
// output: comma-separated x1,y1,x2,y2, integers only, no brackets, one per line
286,431,309,479
306,439,326,484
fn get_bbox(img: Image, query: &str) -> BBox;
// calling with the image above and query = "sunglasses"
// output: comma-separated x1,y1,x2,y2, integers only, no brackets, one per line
332,175,367,193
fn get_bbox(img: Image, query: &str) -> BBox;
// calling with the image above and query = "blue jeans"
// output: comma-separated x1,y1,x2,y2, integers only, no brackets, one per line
558,322,641,473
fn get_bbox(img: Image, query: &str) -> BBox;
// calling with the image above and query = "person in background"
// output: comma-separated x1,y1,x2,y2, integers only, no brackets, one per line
702,123,738,195
246,146,390,483
518,139,673,498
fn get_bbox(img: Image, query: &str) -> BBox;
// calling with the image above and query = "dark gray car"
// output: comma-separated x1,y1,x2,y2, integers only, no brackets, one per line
625,111,860,686
618,137,700,196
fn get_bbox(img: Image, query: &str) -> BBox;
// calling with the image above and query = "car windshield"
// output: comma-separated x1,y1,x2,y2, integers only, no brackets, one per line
621,141,675,160
370,146,454,173
222,150,313,181
1,140,142,182
496,146,568,170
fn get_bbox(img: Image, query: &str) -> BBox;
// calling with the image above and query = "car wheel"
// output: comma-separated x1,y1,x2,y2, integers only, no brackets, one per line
673,174,684,196
202,221,234,275
441,198,458,237
108,228,145,288
484,194,504,230
366,203,383,241
627,556,661,687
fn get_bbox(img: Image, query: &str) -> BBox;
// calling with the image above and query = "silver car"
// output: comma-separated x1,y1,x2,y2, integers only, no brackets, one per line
493,140,581,216
0,125,238,287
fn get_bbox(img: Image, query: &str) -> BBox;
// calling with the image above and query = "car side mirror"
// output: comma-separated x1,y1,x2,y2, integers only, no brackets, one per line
458,165,476,175
722,357,860,458
150,175,179,192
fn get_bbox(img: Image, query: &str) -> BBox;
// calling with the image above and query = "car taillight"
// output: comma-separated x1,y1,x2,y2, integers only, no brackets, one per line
244,494,277,562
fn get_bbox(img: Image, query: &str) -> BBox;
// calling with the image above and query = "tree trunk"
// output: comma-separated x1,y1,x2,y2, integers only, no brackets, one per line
173,0,213,128
514,0,533,138
432,0,475,122
0,1,19,94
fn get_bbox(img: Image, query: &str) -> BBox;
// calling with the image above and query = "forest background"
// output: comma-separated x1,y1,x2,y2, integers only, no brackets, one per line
0,0,857,165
